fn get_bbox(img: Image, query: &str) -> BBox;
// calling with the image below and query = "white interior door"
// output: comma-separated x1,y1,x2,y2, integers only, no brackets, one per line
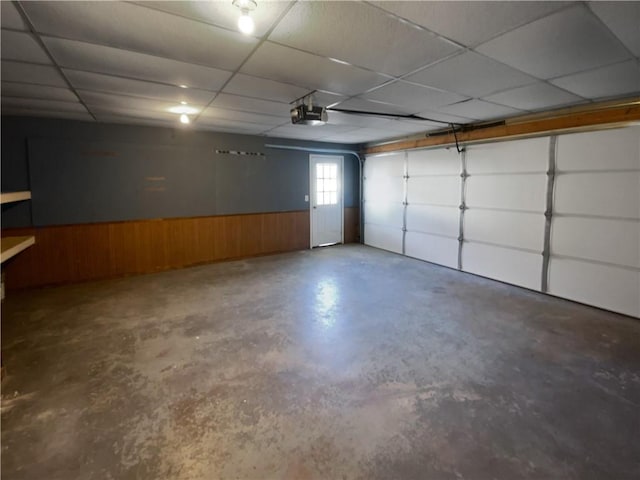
310,155,343,247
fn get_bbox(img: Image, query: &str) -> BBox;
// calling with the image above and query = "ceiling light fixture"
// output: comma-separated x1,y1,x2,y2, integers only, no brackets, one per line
180,114,190,124
168,105,199,115
233,0,257,35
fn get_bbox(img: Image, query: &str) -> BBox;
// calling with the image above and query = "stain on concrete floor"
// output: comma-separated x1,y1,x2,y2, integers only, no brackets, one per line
1,245,639,479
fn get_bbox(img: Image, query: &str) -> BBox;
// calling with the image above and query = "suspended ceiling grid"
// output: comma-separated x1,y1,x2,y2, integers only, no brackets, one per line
1,1,639,144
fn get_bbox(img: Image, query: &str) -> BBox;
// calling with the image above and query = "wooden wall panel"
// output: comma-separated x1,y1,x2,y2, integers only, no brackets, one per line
344,207,360,244
1,211,310,290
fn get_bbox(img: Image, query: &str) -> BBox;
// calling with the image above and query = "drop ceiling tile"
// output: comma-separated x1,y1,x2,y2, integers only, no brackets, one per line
1,30,51,64
1,61,67,87
333,97,414,116
240,42,389,96
325,111,401,129
327,110,442,132
411,110,473,125
316,91,348,108
43,37,232,91
373,1,570,47
196,116,276,132
95,114,177,128
1,82,78,102
63,69,216,105
132,1,293,38
22,1,258,71
200,106,286,126
269,1,460,76
1,2,27,30
212,93,291,118
435,99,524,121
589,1,640,57
386,119,442,133
1,109,94,122
266,124,359,140
264,125,326,140
476,4,631,79
223,74,309,104
483,82,584,111
1,97,87,113
362,81,467,112
405,51,537,97
550,60,640,100
77,90,207,116
89,106,180,123
320,127,402,144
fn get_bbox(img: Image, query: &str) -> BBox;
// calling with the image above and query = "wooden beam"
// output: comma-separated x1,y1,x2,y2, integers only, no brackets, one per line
364,99,640,155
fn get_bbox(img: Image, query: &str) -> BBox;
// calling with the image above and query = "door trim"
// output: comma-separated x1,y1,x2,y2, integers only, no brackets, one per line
309,154,344,248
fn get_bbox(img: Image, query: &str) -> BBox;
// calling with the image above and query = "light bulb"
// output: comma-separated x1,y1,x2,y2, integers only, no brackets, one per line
238,13,254,34
180,114,190,124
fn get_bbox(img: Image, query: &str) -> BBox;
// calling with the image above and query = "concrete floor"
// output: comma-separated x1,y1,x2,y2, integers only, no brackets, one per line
1,245,639,480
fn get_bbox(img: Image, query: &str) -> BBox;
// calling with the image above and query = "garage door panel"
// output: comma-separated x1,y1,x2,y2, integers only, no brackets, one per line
462,242,542,290
365,153,405,178
408,176,460,206
406,204,459,237
408,149,460,176
551,217,640,268
405,231,458,269
554,172,640,219
364,223,403,254
364,176,404,203
557,127,640,172
467,137,548,174
465,209,544,252
548,258,640,318
466,174,546,212
364,201,405,229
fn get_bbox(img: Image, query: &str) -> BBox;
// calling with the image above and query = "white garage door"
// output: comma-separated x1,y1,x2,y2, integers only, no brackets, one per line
463,137,548,290
363,152,405,254
405,148,461,269
549,127,640,318
363,126,639,318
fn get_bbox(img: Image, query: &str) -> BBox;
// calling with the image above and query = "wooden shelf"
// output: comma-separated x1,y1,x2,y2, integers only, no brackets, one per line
0,191,31,205
1,236,35,264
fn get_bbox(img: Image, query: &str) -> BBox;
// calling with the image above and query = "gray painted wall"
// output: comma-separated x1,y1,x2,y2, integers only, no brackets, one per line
1,116,359,227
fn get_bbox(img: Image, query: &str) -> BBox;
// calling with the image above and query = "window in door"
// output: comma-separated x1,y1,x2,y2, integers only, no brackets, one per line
316,163,338,205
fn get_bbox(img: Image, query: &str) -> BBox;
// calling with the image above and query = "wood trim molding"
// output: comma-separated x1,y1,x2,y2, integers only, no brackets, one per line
364,98,640,155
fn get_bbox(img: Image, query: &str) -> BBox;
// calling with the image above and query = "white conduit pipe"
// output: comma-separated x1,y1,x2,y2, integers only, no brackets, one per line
264,144,364,244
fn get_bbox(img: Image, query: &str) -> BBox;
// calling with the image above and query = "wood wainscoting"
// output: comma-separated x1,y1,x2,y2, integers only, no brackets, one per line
1,211,309,289
344,207,360,244
1,208,361,289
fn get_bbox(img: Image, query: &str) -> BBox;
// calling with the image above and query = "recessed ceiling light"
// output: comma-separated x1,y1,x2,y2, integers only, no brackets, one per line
179,84,188,89
168,105,199,114
180,101,187,105
180,114,190,124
